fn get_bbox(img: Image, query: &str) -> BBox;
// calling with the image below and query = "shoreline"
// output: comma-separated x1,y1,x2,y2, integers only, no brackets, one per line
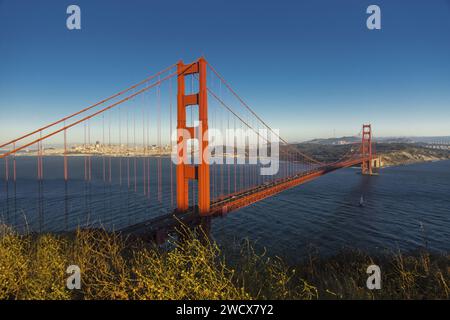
380,156,450,169
10,153,171,158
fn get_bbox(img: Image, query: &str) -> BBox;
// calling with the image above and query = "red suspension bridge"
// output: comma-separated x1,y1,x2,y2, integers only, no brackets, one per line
0,57,378,238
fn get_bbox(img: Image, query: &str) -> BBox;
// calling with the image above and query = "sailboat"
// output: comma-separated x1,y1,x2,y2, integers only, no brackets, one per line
359,195,365,207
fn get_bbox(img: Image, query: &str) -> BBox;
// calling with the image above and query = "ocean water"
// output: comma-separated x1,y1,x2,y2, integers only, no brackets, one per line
212,161,450,260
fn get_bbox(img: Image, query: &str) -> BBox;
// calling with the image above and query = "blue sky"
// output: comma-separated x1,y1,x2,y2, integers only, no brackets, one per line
1,0,449,141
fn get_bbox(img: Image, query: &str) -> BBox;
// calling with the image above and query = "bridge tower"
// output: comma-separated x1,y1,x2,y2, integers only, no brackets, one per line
176,58,210,215
361,124,373,175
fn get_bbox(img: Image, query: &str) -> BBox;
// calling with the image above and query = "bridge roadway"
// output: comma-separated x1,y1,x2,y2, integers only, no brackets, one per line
121,156,369,242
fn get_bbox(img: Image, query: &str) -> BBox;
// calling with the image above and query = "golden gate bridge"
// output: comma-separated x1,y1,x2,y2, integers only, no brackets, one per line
0,57,378,240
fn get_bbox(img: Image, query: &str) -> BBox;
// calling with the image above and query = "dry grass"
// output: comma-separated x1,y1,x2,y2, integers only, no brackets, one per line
228,241,449,299
0,224,448,300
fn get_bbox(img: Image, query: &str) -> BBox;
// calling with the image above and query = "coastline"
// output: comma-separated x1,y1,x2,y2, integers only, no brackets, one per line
380,152,450,168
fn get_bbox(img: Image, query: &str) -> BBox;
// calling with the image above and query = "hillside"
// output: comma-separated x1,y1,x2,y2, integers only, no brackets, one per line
375,143,450,166
288,142,450,166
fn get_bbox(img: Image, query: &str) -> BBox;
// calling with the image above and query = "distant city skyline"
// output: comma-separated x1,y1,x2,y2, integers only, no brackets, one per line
1,0,450,142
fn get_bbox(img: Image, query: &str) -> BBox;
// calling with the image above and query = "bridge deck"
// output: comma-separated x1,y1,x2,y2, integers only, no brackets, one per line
121,157,368,241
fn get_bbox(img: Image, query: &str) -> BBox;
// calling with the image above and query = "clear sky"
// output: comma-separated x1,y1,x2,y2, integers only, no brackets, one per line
0,0,449,142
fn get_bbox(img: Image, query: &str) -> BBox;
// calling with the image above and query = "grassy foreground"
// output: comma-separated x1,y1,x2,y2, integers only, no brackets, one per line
0,224,448,300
